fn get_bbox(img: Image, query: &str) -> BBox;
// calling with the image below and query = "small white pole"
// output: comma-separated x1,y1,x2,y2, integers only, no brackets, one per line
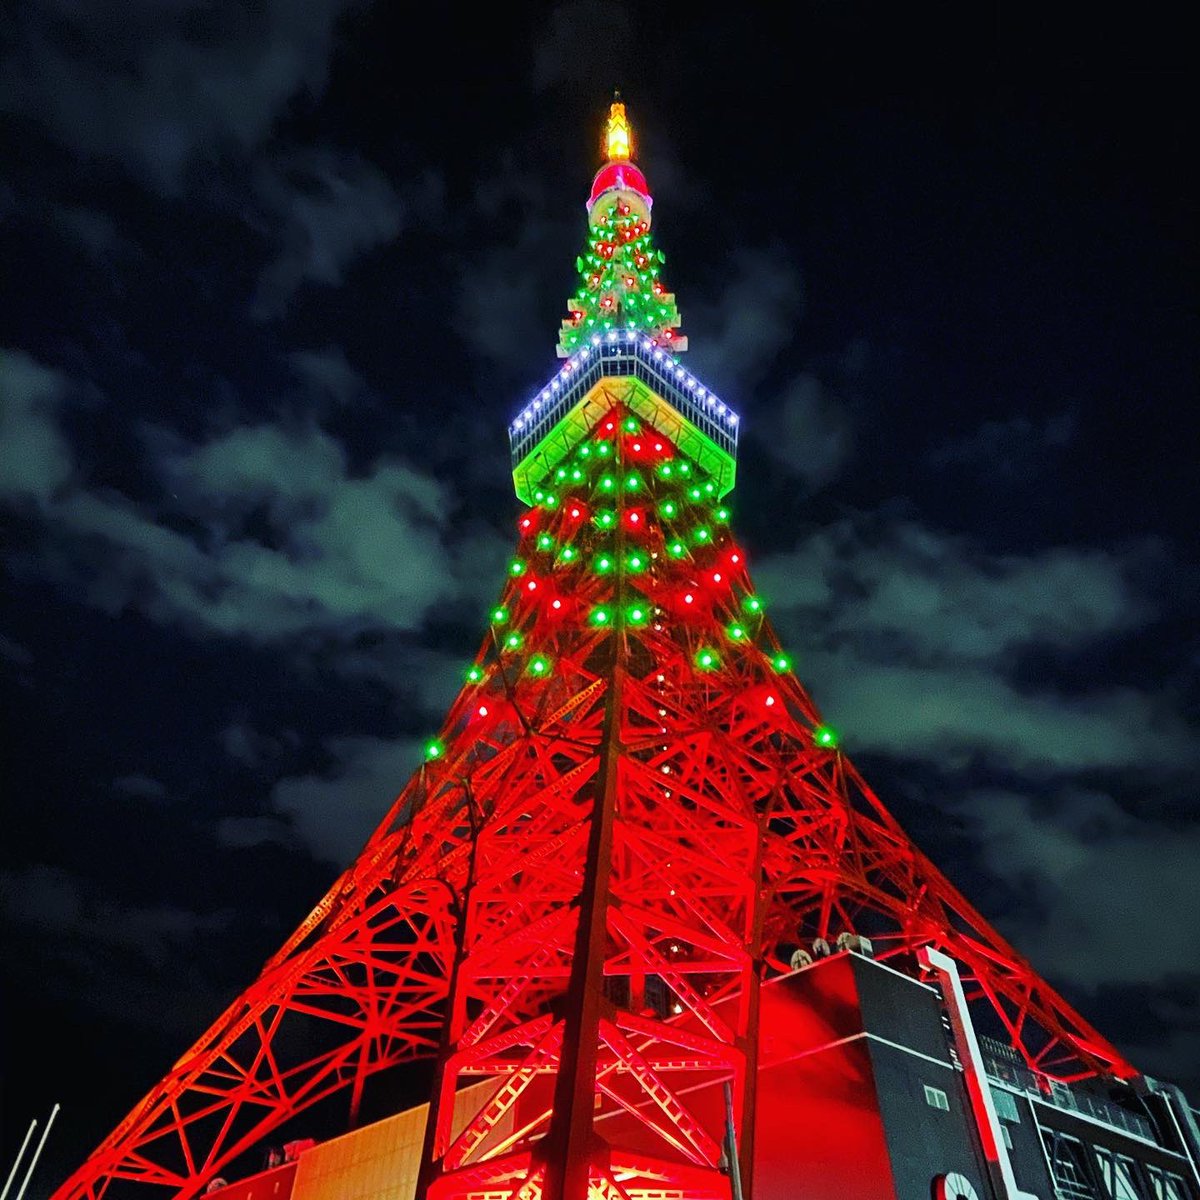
14,1104,59,1200
0,1120,37,1200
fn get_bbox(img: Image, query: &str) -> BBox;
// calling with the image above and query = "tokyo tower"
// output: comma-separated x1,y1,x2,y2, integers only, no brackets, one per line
49,102,1200,1200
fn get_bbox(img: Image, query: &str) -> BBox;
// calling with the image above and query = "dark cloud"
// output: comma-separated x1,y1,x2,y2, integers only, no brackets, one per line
455,158,575,372
220,722,299,769
0,351,74,505
1,863,231,980
929,409,1078,477
250,147,404,319
0,633,35,667
531,0,633,92
6,371,478,643
111,774,168,800
755,516,1190,773
688,247,805,385
958,788,1200,989
0,0,359,193
749,372,854,491
758,516,1148,662
272,733,425,863
288,346,366,408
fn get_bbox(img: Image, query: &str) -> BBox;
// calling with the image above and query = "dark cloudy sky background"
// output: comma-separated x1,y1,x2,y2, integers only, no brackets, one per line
1,2,1196,1193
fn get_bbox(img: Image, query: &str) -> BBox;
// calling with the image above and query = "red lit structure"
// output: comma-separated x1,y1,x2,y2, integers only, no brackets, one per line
52,102,1152,1200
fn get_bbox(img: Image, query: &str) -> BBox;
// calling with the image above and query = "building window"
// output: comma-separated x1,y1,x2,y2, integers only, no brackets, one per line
924,1084,950,1111
991,1088,1020,1123
1046,1131,1100,1199
1094,1148,1142,1200
1146,1166,1189,1200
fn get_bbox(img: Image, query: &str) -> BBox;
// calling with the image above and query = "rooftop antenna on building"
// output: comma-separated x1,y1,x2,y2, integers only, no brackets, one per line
13,1104,60,1200
0,1118,37,1200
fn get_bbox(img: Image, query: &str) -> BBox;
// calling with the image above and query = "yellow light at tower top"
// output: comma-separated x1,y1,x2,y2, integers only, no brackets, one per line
605,101,632,162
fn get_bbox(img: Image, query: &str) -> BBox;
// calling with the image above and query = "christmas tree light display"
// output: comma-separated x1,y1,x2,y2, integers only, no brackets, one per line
557,102,686,357
50,100,1161,1200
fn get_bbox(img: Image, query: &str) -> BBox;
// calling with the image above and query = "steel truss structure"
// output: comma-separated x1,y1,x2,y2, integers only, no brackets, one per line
53,375,1135,1200
52,103,1138,1200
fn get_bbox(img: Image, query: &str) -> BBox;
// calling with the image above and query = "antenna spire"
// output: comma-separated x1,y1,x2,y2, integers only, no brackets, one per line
603,96,633,163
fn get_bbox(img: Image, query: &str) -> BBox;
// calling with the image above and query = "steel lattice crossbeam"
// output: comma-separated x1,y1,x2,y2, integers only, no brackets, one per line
51,372,1134,1200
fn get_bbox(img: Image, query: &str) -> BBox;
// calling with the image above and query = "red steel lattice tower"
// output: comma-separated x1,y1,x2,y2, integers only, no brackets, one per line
52,101,1137,1200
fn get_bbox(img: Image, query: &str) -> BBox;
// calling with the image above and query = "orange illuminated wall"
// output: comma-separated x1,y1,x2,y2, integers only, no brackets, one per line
287,1080,510,1200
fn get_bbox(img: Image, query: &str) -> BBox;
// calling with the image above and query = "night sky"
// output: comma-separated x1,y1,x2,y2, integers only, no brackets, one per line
1,3,1196,1194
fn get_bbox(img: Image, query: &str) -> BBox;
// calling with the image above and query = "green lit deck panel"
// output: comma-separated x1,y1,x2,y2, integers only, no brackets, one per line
510,333,739,505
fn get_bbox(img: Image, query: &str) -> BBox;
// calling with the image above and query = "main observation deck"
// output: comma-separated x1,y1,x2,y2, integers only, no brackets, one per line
509,329,739,505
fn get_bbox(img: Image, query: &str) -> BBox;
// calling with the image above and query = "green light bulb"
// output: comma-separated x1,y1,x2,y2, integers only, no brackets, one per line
597,442,611,458
599,475,616,492
623,417,639,433
578,445,592,458
689,487,703,501
627,553,645,572
509,559,525,576
555,467,568,482
678,462,691,476
504,631,524,651
772,654,792,673
668,540,686,558
743,596,763,615
466,665,484,683
715,507,730,523
695,648,719,670
595,555,614,574
529,655,551,676
560,546,577,562
424,739,444,761
491,606,509,624
627,604,648,626
727,624,746,641
693,527,711,544
625,474,640,492
815,725,839,749
595,509,615,529
661,501,677,518
658,463,673,478
537,533,554,551
590,606,611,626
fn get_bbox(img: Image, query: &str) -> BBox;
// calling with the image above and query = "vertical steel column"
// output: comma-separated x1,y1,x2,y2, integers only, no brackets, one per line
539,434,628,1200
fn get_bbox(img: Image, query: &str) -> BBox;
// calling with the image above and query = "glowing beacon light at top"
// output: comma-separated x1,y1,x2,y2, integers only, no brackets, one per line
604,100,633,162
